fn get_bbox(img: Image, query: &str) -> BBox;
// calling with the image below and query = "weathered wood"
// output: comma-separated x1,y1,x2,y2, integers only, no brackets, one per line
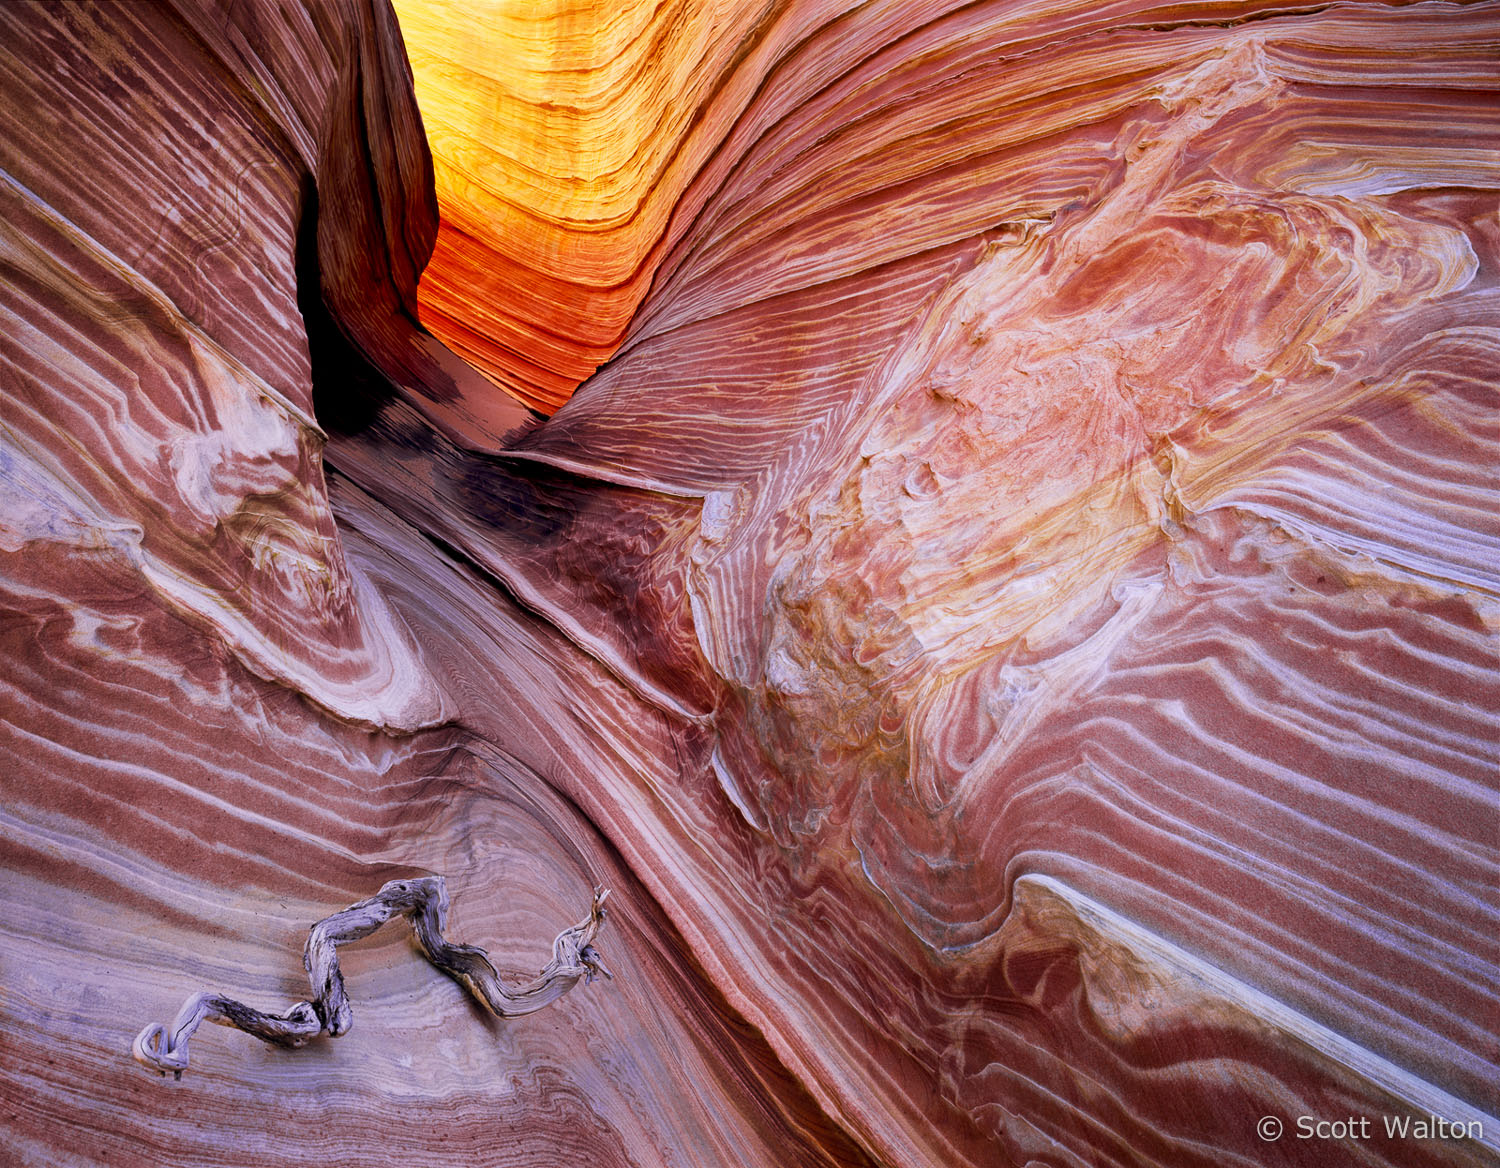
133,878,610,1078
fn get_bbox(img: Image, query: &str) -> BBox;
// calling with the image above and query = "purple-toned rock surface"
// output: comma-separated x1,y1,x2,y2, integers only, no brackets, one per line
1,1,1496,1166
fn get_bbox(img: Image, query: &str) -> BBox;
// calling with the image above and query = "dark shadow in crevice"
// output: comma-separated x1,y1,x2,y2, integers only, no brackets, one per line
295,176,397,437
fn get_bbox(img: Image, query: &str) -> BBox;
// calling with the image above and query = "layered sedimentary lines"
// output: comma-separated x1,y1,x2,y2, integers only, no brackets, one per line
3,0,1498,1167
490,1,1500,1164
392,0,786,410
0,0,445,731
0,4,871,1166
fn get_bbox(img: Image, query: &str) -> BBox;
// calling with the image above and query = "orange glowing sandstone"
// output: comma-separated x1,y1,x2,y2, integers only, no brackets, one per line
2,1,1498,1166
393,0,776,412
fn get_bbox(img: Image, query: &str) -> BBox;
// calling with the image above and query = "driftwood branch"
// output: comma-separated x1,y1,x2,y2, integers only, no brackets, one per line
133,876,611,1078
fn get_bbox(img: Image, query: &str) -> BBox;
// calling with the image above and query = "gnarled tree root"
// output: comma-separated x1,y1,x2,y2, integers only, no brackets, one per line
133,877,611,1078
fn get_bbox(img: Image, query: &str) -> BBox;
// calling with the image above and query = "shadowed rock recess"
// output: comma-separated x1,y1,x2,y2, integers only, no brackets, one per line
0,1,1495,1166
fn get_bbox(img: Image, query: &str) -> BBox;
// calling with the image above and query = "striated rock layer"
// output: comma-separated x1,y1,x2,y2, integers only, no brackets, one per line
391,0,790,412
0,4,857,1166
2,1,1498,1167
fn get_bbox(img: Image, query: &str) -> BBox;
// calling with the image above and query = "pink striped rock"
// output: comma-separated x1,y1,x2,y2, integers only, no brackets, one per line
1,1,1495,1166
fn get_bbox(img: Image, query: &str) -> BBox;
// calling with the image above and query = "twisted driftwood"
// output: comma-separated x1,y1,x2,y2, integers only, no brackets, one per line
133,876,611,1078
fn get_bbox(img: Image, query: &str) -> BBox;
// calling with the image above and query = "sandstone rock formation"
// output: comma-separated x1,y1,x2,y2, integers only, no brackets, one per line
1,1,1496,1166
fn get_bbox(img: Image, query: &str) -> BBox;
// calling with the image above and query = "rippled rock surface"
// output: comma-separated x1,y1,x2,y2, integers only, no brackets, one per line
2,1,1496,1166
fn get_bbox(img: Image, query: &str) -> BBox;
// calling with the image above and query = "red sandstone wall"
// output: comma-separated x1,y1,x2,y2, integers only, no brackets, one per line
1,2,1496,1166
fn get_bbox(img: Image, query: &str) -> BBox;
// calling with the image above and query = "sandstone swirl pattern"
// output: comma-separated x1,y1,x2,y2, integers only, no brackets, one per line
1,2,1496,1167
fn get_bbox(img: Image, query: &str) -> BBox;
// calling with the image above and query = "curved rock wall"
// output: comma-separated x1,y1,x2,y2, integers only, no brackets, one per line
2,1,1496,1166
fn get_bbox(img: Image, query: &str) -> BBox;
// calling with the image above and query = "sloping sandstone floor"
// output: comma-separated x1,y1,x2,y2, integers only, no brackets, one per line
0,2,1496,1166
